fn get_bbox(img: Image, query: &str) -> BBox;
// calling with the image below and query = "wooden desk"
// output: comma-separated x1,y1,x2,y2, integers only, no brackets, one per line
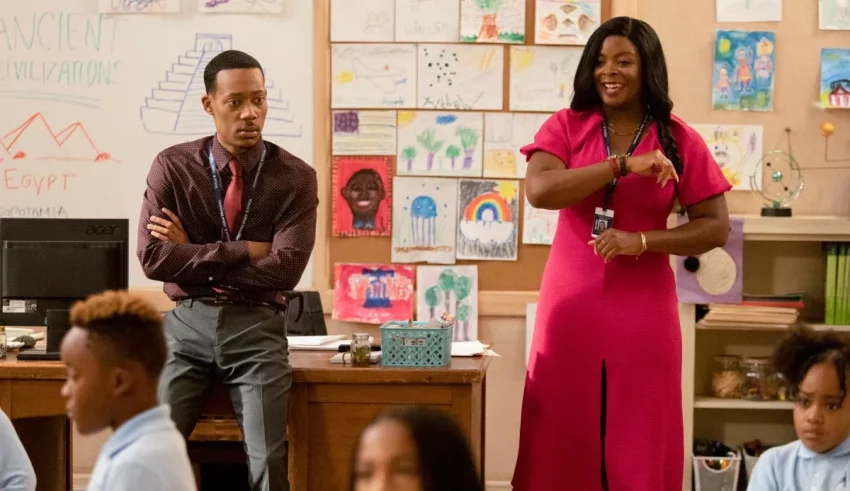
0,351,489,491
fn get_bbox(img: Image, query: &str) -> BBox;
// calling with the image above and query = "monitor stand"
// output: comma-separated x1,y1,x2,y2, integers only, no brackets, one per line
16,309,71,362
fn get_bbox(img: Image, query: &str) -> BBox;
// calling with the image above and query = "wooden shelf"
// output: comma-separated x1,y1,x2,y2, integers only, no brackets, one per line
734,214,850,242
696,323,850,332
694,397,794,410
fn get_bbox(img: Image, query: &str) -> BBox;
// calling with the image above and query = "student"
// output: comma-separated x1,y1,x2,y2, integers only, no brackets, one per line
350,405,483,491
0,408,36,491
748,328,850,490
60,290,196,491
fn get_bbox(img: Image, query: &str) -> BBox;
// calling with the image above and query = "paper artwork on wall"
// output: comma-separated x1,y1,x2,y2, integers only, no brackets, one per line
676,216,744,305
534,0,601,46
332,156,393,237
330,0,395,42
99,0,180,13
333,263,415,324
820,49,850,109
715,0,782,22
522,197,559,245
484,112,550,178
395,0,461,42
457,179,519,261
509,45,582,112
416,265,479,342
332,43,418,109
525,303,537,367
392,177,459,264
691,124,764,190
332,110,397,155
820,0,850,30
460,0,526,44
396,111,484,177
712,30,776,112
199,0,285,13
417,44,504,110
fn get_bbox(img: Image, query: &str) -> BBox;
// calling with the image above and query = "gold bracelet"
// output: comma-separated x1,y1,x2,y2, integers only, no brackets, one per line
636,232,647,259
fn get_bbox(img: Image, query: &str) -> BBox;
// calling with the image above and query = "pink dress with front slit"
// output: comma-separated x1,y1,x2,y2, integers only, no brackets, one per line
512,109,731,491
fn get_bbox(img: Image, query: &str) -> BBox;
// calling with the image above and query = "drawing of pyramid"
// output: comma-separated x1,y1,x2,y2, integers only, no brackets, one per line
140,33,303,137
1,113,112,162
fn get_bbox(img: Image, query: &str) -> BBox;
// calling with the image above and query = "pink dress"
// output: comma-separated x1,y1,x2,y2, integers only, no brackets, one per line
512,109,732,491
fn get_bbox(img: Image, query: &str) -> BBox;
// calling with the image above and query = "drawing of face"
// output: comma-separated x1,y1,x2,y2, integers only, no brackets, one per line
342,170,386,219
202,67,268,154
711,142,729,168
595,35,642,110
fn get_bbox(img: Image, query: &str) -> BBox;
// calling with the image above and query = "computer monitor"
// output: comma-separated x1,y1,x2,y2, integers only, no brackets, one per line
0,218,129,334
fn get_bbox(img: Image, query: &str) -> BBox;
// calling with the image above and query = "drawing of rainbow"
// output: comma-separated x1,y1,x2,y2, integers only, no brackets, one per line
463,192,512,223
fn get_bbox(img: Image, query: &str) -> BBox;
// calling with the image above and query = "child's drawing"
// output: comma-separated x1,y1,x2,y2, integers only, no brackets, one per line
392,177,459,264
417,44,504,110
333,263,415,324
820,0,850,30
331,0,395,42
199,0,284,13
396,0,461,42
397,111,484,177
457,179,519,261
820,49,850,109
692,124,764,191
99,0,180,13
332,44,417,109
332,110,397,155
534,0,601,45
460,0,526,44
522,196,559,245
332,156,393,237
716,0,782,22
416,265,479,342
509,45,582,112
484,112,551,178
712,30,776,112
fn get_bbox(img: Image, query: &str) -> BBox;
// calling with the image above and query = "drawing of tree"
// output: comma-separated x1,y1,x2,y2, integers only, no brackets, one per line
456,301,471,341
416,129,445,172
455,127,479,169
474,0,504,42
454,275,472,340
445,145,461,169
438,269,457,313
401,146,417,171
424,286,440,319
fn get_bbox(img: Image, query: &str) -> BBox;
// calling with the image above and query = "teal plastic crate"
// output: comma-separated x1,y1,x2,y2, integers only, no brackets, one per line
380,321,453,367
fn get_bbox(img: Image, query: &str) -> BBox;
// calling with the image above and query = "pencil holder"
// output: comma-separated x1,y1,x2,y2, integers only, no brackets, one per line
379,321,453,367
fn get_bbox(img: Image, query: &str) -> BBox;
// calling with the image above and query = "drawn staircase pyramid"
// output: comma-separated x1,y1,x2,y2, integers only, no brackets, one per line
140,33,302,137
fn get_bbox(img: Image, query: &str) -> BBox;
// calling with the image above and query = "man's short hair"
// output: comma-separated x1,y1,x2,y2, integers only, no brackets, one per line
203,50,264,94
69,291,166,380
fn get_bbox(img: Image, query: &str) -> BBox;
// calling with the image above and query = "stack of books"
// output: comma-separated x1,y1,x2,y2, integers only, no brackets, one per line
825,244,850,325
697,293,803,330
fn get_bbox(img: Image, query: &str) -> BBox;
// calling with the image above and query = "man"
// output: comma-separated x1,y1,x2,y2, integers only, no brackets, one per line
137,50,318,491
60,290,195,491
0,408,36,491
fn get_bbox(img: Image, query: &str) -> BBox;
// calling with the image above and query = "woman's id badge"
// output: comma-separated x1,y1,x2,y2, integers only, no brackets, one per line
592,208,614,238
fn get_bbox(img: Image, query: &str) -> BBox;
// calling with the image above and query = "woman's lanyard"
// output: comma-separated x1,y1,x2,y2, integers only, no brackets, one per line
600,112,651,211
208,143,267,241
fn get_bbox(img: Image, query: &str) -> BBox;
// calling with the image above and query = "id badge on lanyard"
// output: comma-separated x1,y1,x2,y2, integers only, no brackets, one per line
592,112,650,238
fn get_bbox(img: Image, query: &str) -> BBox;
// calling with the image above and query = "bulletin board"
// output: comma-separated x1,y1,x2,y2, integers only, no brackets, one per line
324,0,613,292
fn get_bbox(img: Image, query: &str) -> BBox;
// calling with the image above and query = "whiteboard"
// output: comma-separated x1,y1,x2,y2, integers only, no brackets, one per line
0,0,315,290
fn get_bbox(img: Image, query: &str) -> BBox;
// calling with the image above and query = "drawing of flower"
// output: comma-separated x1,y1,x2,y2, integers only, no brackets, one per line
455,127,479,169
416,129,445,172
401,146,417,171
446,145,461,169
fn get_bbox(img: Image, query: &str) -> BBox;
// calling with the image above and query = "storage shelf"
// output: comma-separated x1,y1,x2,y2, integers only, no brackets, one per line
695,323,850,332
694,397,793,410
734,214,850,242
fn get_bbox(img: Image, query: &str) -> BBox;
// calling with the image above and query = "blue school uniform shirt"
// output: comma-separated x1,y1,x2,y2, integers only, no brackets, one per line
0,408,36,491
87,404,195,491
748,436,850,491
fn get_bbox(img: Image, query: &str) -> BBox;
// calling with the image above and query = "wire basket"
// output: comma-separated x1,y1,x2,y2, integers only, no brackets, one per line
380,320,453,367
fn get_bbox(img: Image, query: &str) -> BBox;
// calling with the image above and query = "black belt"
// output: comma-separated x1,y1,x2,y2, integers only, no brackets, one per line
186,292,305,322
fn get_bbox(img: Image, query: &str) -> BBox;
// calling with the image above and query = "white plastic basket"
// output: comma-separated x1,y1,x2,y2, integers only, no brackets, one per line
693,452,741,491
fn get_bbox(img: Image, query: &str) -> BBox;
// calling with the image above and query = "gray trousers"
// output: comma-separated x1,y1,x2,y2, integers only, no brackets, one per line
159,299,291,491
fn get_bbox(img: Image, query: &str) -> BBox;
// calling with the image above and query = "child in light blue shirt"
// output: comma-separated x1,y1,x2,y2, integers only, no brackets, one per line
59,291,196,491
0,408,36,491
748,328,850,491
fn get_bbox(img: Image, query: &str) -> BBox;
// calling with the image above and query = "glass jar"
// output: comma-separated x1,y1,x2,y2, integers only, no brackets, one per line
711,355,743,399
740,357,771,401
349,333,371,367
767,372,791,401
0,326,6,359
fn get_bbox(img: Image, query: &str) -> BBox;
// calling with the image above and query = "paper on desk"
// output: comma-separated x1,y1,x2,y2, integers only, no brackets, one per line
451,341,499,357
287,335,346,346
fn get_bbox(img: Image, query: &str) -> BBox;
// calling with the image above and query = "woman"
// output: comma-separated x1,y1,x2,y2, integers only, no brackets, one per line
350,405,483,491
514,17,731,491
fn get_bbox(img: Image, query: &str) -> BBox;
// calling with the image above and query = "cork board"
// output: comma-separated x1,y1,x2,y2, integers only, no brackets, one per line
326,0,613,291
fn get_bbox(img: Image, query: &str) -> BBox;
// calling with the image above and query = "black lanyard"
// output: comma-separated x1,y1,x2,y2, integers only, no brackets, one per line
601,112,651,210
209,143,267,241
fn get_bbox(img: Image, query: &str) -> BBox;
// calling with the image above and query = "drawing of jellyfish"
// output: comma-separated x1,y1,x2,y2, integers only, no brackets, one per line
411,196,438,247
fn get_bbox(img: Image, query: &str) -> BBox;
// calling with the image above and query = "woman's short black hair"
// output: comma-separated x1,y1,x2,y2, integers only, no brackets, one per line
349,405,483,491
571,16,683,175
774,327,850,400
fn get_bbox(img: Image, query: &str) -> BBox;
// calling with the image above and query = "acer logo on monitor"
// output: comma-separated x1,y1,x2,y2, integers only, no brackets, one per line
84,225,119,235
